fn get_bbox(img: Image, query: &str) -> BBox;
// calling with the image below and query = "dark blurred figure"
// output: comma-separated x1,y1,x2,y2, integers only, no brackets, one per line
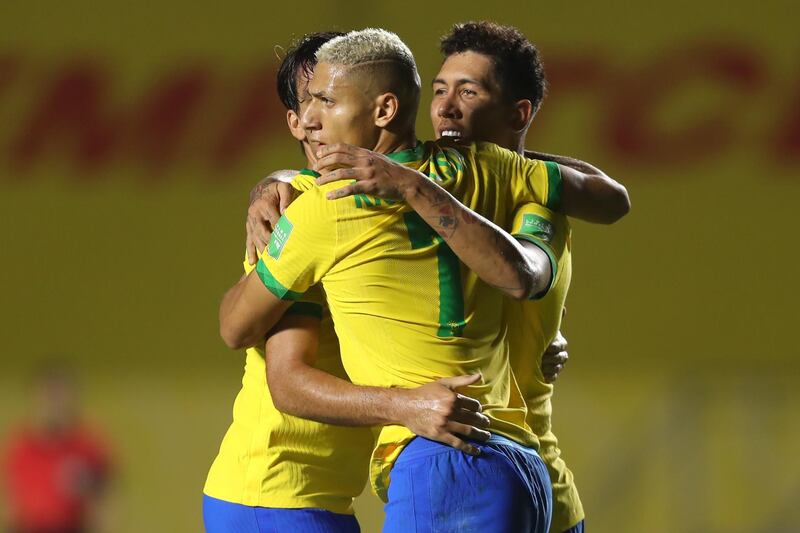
1,364,111,533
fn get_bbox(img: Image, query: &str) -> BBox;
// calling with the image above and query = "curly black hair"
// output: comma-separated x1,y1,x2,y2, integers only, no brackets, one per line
440,21,547,112
277,31,345,112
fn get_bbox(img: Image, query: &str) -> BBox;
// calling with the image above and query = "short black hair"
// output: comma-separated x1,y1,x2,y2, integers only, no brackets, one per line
440,21,547,112
277,31,345,112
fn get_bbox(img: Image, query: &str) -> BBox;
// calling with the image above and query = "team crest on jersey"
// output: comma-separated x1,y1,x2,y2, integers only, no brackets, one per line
520,214,555,243
268,216,293,259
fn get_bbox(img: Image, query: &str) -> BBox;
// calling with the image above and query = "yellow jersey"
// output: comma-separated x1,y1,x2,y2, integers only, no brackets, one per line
506,199,585,531
256,140,561,500
203,255,374,513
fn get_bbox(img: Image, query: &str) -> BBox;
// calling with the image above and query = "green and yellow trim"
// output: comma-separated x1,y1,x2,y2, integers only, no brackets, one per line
298,168,320,178
255,259,304,301
544,161,562,212
386,142,425,164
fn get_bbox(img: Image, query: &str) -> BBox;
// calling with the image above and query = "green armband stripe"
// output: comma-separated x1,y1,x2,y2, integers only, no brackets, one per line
255,259,304,301
544,161,562,212
285,301,323,319
299,168,320,177
513,233,558,300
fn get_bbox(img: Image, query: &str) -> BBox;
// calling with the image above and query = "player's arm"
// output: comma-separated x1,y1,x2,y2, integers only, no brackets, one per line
315,143,552,300
220,189,334,349
265,313,491,455
218,269,293,349
524,150,630,224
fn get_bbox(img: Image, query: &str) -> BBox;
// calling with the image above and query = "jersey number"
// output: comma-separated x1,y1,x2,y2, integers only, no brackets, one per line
403,213,466,338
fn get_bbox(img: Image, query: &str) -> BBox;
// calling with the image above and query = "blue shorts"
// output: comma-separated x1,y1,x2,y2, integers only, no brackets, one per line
383,434,553,533
202,495,360,533
563,519,585,533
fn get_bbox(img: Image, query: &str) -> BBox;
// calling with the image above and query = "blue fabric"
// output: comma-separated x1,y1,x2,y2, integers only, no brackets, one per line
563,519,585,533
382,434,552,533
202,495,360,533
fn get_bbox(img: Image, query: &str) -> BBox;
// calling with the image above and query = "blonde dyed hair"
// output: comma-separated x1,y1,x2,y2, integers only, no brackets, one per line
315,28,421,126
317,28,416,74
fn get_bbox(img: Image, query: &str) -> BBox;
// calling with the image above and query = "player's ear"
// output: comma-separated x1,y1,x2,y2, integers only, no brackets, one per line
510,99,535,133
373,92,400,128
286,109,305,142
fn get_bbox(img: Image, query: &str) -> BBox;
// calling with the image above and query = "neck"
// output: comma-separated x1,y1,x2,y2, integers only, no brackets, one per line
500,130,526,155
509,134,526,155
373,128,417,155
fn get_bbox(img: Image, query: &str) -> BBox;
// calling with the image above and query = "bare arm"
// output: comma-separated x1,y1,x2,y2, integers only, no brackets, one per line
218,270,293,349
265,313,491,455
315,144,552,300
525,150,630,224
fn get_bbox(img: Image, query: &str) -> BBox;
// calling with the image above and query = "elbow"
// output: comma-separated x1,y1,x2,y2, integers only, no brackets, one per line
219,321,250,350
266,373,299,417
506,264,541,301
615,186,632,221
270,388,291,414
604,185,631,224
506,283,530,301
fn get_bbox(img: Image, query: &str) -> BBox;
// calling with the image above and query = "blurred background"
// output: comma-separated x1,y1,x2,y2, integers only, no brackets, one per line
0,0,797,531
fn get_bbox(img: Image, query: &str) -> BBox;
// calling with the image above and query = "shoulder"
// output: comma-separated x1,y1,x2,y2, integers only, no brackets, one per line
289,169,321,192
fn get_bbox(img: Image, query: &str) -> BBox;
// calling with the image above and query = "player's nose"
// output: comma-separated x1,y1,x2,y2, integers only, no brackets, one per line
301,102,321,131
436,96,460,119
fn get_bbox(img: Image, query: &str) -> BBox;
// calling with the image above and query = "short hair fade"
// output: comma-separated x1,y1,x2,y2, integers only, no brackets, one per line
440,21,547,112
316,28,417,77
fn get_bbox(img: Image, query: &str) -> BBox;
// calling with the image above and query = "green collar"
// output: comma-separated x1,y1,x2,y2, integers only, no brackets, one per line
386,142,424,164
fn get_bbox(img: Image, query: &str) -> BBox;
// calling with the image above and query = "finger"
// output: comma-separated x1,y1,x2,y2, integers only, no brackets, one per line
446,421,491,443
316,167,368,186
543,352,568,366
325,183,360,200
543,365,564,382
439,432,481,456
254,226,272,254
245,228,257,266
437,373,482,390
547,333,567,353
260,200,281,229
454,393,483,414
314,152,362,173
315,142,362,161
450,408,491,429
542,361,565,373
277,183,294,214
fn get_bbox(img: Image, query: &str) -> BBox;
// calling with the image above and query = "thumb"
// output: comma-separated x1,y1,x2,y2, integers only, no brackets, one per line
437,373,482,390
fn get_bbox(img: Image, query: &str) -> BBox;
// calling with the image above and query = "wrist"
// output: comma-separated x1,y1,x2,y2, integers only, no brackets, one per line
398,169,426,202
384,387,410,426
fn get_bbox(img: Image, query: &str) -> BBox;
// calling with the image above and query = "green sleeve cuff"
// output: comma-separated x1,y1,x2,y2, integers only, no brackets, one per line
512,233,558,300
544,161,562,212
298,168,320,178
284,301,323,319
255,259,304,301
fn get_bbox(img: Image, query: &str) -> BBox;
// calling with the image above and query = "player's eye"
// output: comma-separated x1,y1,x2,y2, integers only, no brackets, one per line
461,88,477,97
433,87,448,96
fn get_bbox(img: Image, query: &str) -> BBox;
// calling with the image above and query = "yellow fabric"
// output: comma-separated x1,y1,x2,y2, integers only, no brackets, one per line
506,202,584,531
256,140,559,500
203,248,374,514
